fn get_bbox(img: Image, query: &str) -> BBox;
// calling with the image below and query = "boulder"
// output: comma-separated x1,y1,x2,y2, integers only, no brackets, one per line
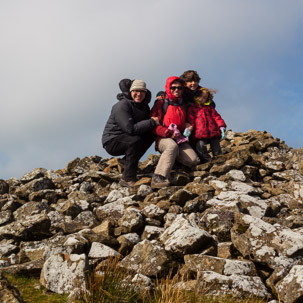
40,253,88,294
275,265,303,303
120,240,174,277
160,214,214,256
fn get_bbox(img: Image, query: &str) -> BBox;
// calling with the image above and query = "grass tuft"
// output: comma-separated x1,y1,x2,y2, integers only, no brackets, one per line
4,257,272,303
75,258,270,303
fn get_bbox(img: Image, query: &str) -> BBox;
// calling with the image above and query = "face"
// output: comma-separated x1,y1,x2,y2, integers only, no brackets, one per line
197,90,209,104
131,90,146,103
185,80,199,91
170,81,183,98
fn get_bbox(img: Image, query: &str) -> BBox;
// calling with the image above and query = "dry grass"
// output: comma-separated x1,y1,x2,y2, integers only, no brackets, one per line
4,257,271,303
75,258,271,303
75,256,146,303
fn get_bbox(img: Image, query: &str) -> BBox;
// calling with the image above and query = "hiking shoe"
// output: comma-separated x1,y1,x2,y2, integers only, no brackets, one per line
119,178,136,188
151,174,170,189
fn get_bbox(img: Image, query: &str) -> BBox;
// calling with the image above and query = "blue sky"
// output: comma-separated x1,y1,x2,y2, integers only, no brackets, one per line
0,0,302,180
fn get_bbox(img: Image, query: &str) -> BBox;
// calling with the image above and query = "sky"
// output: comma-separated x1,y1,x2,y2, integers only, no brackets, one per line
0,0,302,180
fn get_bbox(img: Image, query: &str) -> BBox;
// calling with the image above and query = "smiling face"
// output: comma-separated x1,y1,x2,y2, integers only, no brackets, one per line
170,81,183,98
196,90,210,104
131,90,146,103
185,80,199,91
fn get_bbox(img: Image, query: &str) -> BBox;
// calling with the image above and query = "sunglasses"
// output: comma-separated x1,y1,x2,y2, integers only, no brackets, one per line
170,86,183,91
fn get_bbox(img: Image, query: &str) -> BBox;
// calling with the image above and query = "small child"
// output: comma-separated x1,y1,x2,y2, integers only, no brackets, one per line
187,87,226,162
180,70,216,108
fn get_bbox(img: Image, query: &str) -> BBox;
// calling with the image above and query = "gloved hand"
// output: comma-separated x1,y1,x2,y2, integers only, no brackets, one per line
220,127,226,139
183,128,191,137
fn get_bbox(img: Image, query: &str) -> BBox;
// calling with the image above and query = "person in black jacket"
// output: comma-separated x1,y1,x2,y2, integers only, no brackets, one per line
102,79,159,187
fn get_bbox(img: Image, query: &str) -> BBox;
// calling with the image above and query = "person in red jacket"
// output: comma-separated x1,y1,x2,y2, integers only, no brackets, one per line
187,87,226,163
150,76,200,188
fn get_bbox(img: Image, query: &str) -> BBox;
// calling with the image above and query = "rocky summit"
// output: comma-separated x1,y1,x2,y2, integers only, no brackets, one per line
1,129,303,303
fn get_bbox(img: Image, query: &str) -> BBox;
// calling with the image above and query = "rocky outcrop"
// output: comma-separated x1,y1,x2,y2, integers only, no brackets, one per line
0,129,303,302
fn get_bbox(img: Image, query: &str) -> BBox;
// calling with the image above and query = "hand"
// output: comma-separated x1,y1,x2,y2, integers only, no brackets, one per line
220,127,226,139
151,116,160,125
185,123,193,131
171,132,177,140
183,128,191,137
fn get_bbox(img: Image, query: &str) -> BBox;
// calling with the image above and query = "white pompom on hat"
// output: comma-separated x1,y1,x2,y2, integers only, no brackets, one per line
130,79,147,92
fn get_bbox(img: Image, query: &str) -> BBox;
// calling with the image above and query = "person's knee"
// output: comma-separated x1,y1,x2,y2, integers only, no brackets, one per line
179,149,200,167
183,156,200,167
165,143,179,159
159,139,179,156
125,136,144,154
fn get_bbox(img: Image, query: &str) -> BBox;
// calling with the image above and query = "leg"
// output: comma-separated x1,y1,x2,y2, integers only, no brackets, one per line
105,134,145,181
176,142,200,167
118,132,155,171
196,140,211,162
210,138,222,156
138,131,156,159
154,138,179,178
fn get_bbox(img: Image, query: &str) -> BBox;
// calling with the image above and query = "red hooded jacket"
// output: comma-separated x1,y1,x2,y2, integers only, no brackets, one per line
151,76,187,139
187,101,226,140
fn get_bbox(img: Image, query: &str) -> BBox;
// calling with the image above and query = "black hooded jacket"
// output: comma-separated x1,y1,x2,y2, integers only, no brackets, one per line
102,79,156,147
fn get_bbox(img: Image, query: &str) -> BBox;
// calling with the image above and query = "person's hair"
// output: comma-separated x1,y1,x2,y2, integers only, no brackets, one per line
171,79,184,86
195,87,211,102
180,70,201,83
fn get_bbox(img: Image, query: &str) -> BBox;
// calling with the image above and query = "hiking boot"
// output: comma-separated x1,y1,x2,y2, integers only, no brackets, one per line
151,174,170,189
119,178,136,188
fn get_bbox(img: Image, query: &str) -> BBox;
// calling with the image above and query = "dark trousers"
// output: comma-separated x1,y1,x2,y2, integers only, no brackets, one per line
104,132,155,181
196,138,222,162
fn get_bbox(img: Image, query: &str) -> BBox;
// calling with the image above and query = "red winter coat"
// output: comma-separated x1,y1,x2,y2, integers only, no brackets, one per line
151,76,187,139
187,103,226,140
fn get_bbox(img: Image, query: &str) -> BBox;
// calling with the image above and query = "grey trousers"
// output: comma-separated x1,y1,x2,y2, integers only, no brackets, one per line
155,138,200,178
196,138,222,162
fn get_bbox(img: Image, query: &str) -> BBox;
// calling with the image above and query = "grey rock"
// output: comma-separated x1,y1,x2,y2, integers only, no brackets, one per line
276,265,303,303
40,253,88,294
160,214,214,256
88,242,120,259
13,201,52,221
120,240,174,277
0,210,12,226
0,213,51,240
0,180,9,195
119,207,144,234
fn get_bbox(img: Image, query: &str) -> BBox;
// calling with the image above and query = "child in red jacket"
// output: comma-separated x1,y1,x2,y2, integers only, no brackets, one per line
187,87,226,162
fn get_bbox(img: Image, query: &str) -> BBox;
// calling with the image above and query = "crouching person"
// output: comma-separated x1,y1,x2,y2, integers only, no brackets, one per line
150,76,200,189
102,79,159,187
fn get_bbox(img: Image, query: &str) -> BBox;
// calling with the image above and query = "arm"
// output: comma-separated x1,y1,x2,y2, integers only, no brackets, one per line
114,101,157,135
211,109,227,129
150,100,172,138
186,106,196,130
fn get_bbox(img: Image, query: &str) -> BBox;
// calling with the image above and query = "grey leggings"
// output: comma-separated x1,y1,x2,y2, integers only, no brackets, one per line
196,138,222,162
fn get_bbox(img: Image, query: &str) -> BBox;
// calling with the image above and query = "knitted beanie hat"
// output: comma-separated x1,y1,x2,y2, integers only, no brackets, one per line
130,80,147,92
